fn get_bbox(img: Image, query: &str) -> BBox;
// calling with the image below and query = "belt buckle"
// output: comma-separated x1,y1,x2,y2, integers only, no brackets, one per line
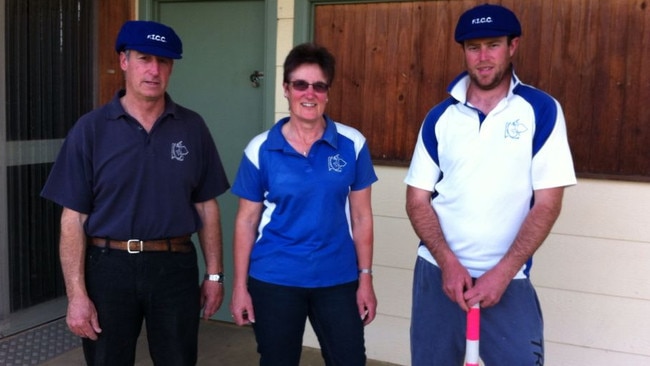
127,239,143,254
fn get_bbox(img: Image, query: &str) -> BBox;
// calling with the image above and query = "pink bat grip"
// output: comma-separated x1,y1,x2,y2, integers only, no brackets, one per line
465,303,480,366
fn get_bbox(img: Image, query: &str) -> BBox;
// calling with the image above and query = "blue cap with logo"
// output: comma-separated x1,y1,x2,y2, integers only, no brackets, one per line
115,20,183,59
454,4,521,44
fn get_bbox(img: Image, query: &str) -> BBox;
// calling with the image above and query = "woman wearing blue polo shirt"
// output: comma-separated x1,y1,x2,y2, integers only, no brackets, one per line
229,43,378,366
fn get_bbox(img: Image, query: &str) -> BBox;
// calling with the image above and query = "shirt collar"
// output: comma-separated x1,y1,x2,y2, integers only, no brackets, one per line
447,66,521,104
105,89,179,122
266,115,338,152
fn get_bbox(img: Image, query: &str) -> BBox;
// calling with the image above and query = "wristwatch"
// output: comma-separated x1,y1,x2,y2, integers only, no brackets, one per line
204,272,224,283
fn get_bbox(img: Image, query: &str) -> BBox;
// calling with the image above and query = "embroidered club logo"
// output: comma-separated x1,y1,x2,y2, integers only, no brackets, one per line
171,141,189,161
146,34,167,43
471,17,493,24
504,120,528,139
328,154,347,173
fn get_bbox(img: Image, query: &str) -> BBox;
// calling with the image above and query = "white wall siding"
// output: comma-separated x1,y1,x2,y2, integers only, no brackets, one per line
532,179,650,364
546,342,650,366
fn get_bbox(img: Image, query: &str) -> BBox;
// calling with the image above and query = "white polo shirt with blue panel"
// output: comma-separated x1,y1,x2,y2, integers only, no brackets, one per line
405,71,576,279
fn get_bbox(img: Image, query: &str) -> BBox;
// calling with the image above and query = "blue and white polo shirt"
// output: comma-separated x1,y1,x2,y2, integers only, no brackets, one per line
232,115,378,288
405,71,576,279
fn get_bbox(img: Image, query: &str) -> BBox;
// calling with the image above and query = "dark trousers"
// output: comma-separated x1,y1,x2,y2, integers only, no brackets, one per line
82,245,200,366
248,277,366,366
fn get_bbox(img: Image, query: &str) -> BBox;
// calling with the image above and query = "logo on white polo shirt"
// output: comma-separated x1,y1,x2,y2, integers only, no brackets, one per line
328,154,347,173
171,141,189,161
504,120,528,139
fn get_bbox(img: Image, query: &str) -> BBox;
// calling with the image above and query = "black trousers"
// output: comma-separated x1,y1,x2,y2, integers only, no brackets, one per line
81,245,200,366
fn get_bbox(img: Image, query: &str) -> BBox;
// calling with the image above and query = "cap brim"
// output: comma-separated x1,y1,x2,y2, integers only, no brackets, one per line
456,30,519,43
126,45,182,59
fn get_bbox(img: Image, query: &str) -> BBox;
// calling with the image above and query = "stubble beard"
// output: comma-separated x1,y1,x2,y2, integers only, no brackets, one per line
469,68,506,91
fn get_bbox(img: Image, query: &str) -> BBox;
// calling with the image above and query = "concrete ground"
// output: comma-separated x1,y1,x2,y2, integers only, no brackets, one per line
40,319,399,365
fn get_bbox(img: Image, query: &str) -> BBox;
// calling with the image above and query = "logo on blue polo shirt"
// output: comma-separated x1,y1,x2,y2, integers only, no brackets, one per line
328,154,347,173
171,141,189,161
504,120,528,139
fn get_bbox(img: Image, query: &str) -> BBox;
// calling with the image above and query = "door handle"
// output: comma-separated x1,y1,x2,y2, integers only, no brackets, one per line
249,70,264,88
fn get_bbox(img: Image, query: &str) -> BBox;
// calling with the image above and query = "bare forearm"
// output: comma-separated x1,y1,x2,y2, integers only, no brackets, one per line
232,222,255,289
405,186,455,266
352,218,375,301
195,199,224,274
59,208,88,299
352,222,373,270
349,188,374,270
232,199,262,289
495,187,564,278
351,212,374,289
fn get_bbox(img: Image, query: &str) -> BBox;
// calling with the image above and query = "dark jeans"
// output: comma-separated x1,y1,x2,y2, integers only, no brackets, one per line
82,245,200,366
248,277,366,366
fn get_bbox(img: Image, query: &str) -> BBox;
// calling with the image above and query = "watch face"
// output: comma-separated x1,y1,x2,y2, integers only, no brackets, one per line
205,273,224,282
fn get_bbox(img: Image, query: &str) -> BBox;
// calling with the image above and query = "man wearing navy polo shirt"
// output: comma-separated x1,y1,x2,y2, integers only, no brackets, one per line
41,20,230,365
405,4,576,365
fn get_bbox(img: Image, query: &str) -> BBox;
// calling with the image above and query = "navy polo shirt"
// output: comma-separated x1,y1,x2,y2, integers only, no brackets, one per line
41,90,230,240
231,116,378,288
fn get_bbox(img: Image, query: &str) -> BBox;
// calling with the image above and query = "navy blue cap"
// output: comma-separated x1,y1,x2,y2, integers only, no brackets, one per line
454,4,521,44
115,20,183,59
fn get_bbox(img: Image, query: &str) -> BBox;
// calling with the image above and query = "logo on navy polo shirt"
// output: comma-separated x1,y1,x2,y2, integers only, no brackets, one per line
171,141,189,161
504,120,528,139
328,154,347,172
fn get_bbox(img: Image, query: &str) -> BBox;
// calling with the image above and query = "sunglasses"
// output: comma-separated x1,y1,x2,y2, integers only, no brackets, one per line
289,80,330,93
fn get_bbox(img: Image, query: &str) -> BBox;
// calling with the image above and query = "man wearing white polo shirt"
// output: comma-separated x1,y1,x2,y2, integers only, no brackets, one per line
405,4,576,365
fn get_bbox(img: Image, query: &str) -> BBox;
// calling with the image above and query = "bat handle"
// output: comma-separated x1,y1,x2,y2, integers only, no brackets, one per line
465,303,481,366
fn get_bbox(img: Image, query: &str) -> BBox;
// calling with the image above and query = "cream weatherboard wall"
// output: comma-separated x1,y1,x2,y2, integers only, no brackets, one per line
275,1,650,365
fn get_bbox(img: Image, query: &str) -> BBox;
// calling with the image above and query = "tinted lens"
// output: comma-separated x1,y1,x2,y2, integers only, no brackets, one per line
291,80,310,91
290,80,329,93
311,82,329,93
